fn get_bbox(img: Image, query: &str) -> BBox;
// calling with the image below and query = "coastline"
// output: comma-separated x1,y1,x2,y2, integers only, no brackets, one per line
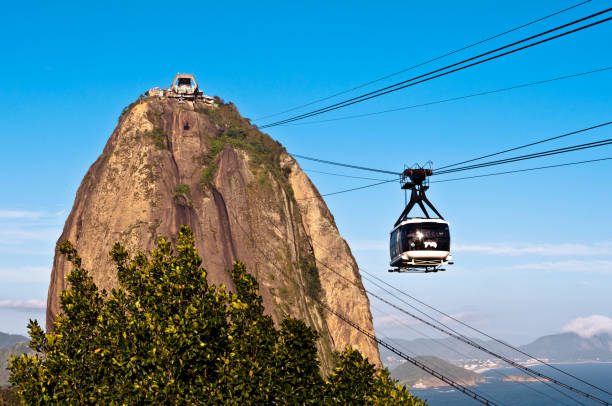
474,360,612,374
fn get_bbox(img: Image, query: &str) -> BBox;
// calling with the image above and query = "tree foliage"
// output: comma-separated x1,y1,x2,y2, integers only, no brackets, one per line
9,226,425,405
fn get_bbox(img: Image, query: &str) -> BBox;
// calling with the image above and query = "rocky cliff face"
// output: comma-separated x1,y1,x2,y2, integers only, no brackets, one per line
46,96,380,370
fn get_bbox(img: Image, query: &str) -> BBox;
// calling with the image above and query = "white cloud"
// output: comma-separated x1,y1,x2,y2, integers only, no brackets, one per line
562,315,612,338
0,266,51,283
0,229,61,243
0,210,43,219
502,260,612,273
453,242,612,257
0,299,46,311
374,314,416,328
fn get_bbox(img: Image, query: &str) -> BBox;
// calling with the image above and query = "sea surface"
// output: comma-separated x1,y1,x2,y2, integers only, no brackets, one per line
410,363,612,406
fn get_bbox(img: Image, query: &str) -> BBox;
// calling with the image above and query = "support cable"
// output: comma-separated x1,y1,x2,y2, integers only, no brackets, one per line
363,278,610,404
433,137,612,175
296,179,397,200
278,67,612,127
254,0,593,121
304,168,391,181
369,303,511,406
292,154,401,175
431,157,612,183
259,9,612,128
362,275,589,406
325,303,501,406
301,156,612,186
359,269,612,399
438,121,612,170
369,301,582,406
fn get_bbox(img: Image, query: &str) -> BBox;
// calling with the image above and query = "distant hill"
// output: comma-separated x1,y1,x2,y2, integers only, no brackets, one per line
380,332,612,368
391,356,485,389
0,333,28,350
0,341,32,386
519,332,612,362
379,337,517,368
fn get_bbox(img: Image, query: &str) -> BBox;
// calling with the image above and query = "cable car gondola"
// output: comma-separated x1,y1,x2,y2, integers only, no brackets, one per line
389,165,453,273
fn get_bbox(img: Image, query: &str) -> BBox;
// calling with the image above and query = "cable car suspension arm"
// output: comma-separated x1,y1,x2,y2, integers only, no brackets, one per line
395,167,444,226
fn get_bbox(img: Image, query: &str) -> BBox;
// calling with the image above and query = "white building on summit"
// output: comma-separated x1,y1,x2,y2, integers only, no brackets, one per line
148,73,214,104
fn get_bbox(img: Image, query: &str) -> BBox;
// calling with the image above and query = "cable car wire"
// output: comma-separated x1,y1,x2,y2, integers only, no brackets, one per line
434,136,612,175
276,67,611,127
303,169,391,181
360,268,612,399
260,9,611,128
369,302,584,406
438,121,612,170
254,0,592,121
302,156,612,186
289,122,611,195
363,274,610,404
224,201,501,406
432,156,612,183
296,156,612,199
296,179,397,200
258,9,612,128
323,304,502,406
360,274,604,405
369,304,513,406
292,153,401,175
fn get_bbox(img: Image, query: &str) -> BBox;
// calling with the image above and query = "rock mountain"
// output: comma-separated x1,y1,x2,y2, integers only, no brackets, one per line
46,95,380,371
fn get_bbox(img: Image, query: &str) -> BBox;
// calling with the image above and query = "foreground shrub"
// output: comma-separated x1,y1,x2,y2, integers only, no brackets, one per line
9,226,425,405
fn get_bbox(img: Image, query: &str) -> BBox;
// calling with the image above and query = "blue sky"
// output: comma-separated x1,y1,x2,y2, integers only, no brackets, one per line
0,0,611,345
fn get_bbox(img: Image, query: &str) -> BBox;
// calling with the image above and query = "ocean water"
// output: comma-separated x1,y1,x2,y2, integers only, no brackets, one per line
410,363,612,406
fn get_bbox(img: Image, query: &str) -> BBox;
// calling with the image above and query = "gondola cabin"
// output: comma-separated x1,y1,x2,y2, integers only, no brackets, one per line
390,218,452,272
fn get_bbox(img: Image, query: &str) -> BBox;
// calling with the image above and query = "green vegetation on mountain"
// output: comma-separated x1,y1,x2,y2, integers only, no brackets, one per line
196,100,294,199
9,226,424,405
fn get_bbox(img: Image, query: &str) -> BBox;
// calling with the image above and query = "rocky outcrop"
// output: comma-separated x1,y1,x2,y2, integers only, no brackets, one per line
46,96,380,371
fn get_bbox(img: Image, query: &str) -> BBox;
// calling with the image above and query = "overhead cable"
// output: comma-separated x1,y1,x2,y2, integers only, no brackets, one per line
292,153,401,175
434,137,612,175
432,157,612,183
294,157,612,200
304,169,391,181
301,156,612,187
360,268,612,398
258,9,612,128
360,274,607,405
296,179,397,200
254,0,593,121
277,67,611,126
438,121,612,170
322,303,502,406
368,301,583,406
